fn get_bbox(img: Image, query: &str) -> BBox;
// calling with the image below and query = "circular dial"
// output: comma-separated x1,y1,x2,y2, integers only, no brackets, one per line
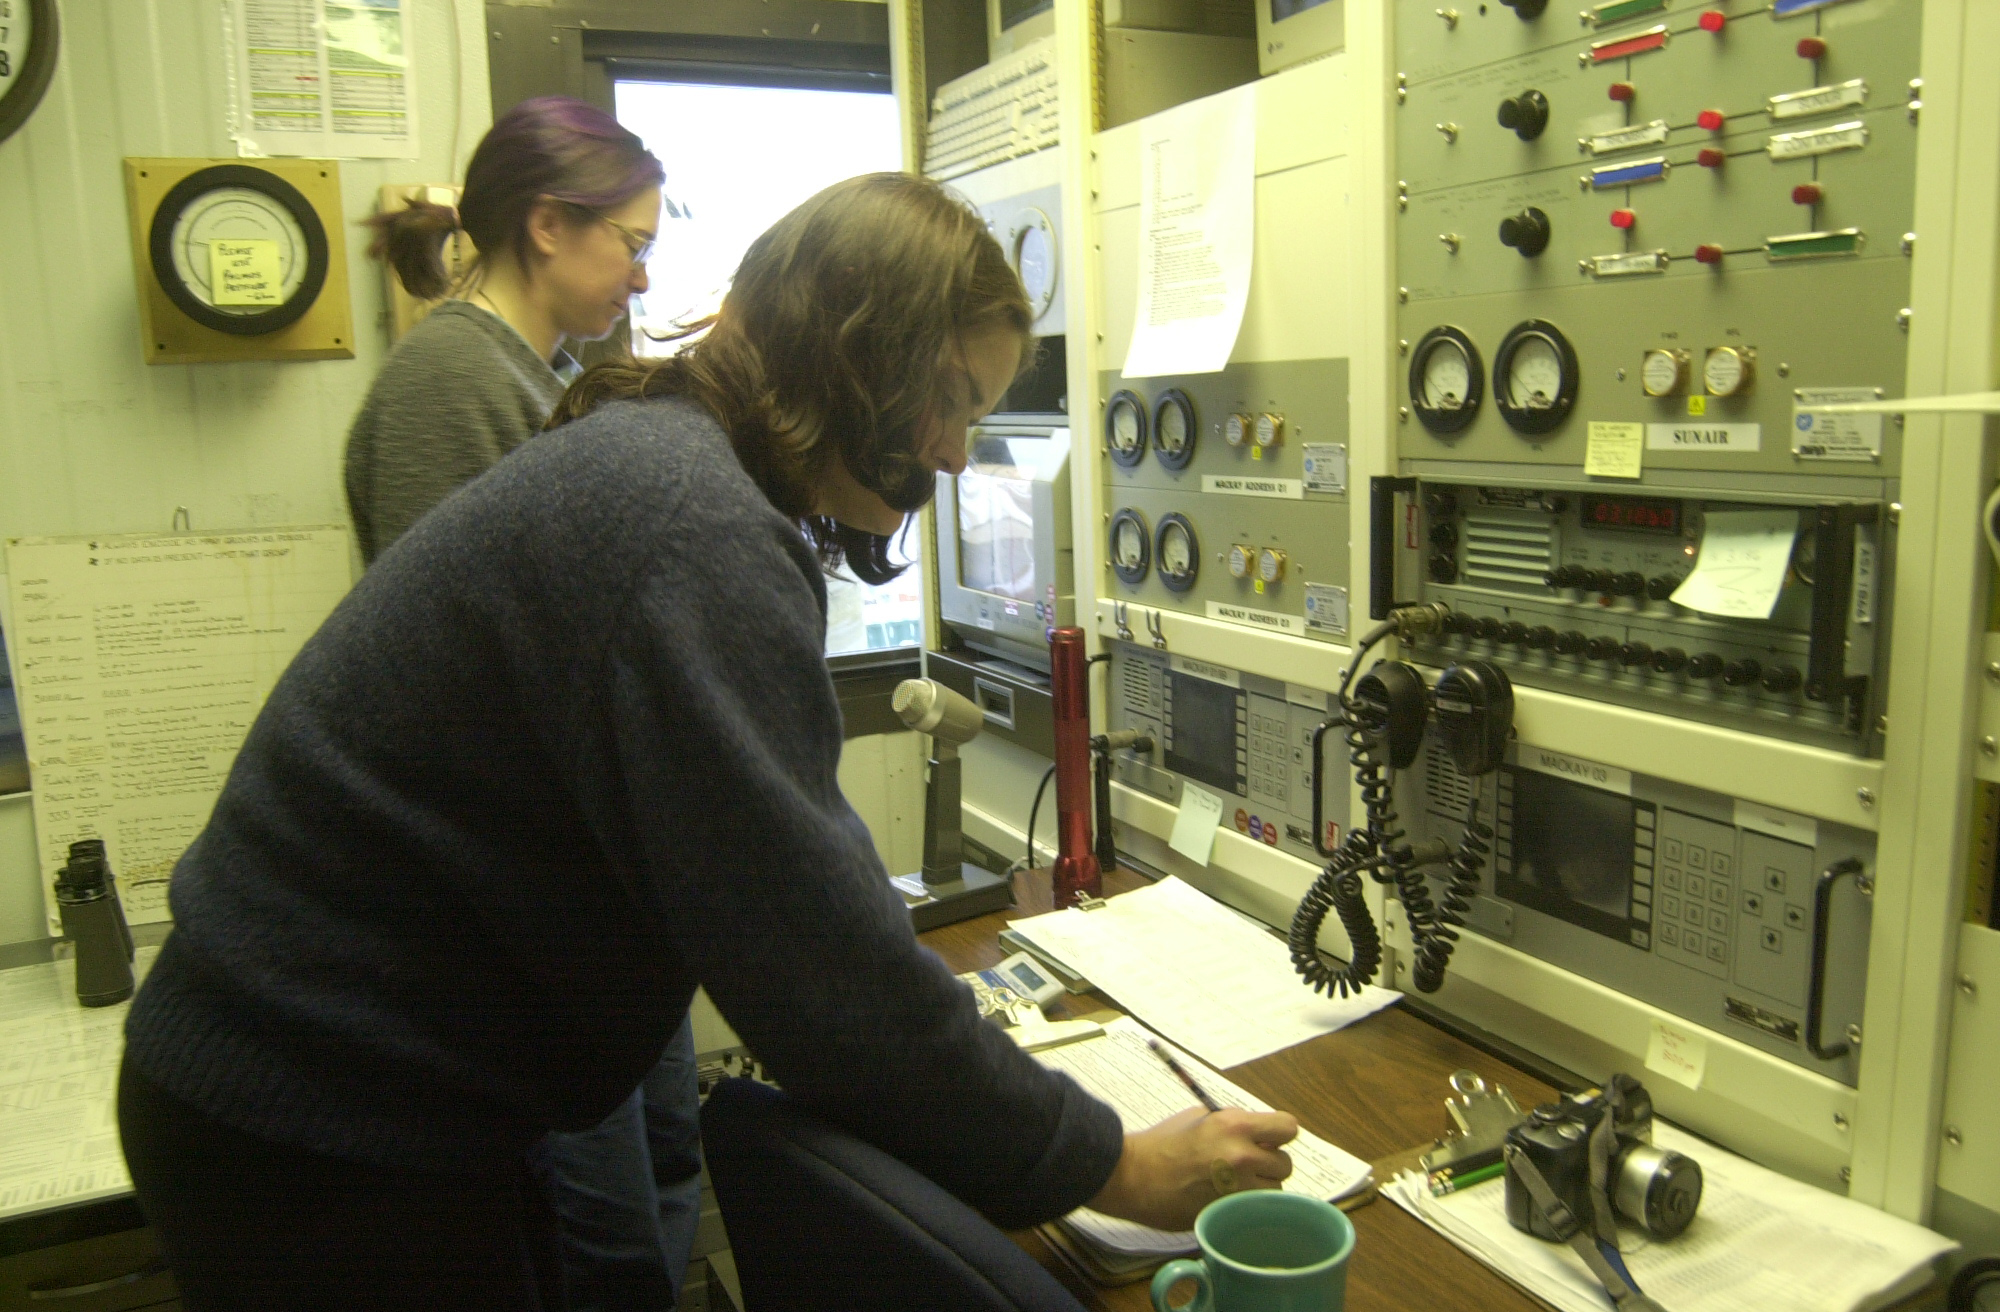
1008,208,1059,322
1153,389,1197,470
1108,508,1151,586
1493,319,1579,435
1257,548,1287,585
1641,349,1688,397
1105,390,1148,467
1703,346,1755,396
1224,413,1252,447
1408,326,1484,434
148,165,330,336
1228,544,1254,578
1155,514,1200,593
0,0,59,147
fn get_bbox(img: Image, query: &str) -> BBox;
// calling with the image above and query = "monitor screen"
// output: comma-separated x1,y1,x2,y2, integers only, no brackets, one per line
1271,0,1335,20
999,0,1053,30
1498,766,1642,941
1166,672,1242,796
956,437,1040,604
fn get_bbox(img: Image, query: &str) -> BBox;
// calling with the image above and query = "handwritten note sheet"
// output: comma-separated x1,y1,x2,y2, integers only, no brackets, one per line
1122,86,1256,378
5,529,352,930
1670,509,1800,619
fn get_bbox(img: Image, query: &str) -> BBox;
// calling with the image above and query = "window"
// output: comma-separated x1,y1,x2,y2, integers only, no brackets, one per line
613,78,919,659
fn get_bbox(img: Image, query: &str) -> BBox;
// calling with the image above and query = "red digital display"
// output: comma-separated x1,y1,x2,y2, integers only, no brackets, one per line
1581,494,1682,534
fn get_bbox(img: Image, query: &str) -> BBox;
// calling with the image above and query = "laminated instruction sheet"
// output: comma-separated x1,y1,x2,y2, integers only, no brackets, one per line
229,0,418,158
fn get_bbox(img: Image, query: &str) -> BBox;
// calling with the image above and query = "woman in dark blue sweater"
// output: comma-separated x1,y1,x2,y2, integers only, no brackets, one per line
118,171,1298,1310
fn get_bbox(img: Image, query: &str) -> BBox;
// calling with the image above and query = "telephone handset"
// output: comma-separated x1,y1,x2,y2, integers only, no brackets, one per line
1291,608,1513,998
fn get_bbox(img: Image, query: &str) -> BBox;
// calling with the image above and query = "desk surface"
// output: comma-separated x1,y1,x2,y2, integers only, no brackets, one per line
919,866,1555,1312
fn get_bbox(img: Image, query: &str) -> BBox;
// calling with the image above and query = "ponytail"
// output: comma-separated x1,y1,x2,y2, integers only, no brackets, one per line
365,199,463,301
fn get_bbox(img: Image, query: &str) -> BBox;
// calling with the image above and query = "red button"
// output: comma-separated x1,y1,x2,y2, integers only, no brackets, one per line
1797,36,1827,59
1611,208,1636,229
1697,148,1727,169
1697,109,1725,132
1698,9,1726,32
1608,82,1637,102
1792,183,1824,205
1695,244,1725,264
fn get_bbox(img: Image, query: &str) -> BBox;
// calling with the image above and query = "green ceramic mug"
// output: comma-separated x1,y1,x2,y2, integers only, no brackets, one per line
1150,1191,1355,1312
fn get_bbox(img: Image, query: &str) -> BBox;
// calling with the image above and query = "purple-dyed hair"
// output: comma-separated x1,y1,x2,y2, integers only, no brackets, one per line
370,96,666,299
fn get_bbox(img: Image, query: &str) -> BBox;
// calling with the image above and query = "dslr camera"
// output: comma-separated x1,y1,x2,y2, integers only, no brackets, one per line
1503,1074,1703,1243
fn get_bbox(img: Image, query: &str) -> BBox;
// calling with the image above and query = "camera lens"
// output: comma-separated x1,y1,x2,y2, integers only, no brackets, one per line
1614,1143,1703,1239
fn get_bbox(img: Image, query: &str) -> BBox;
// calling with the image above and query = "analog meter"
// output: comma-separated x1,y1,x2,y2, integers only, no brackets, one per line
1408,326,1483,434
1109,508,1151,585
1641,348,1690,397
0,0,60,146
150,165,330,335
1156,514,1200,592
1493,319,1579,435
1153,389,1197,470
1105,389,1148,467
1703,345,1756,396
1008,207,1059,322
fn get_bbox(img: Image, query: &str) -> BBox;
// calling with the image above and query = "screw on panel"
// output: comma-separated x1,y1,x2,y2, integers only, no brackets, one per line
1776,362,1792,377
1399,287,1410,303
1834,1113,1850,1132
1399,407,1412,422
1960,974,1978,997
1845,1023,1862,1046
1857,787,1876,809
1946,1126,1963,1148
1888,502,1902,525
1902,233,1916,256
1839,1166,1853,1184
1876,716,1888,734
1399,339,1410,355
1897,308,1913,332
1857,873,1876,896
1578,260,1591,275
1981,736,1997,758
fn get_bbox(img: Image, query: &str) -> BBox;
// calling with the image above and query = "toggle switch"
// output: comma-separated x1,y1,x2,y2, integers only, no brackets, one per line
1792,183,1824,205
1697,109,1726,131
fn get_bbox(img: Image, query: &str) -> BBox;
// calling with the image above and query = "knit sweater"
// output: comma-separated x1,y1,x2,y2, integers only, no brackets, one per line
126,396,1124,1229
342,300,571,563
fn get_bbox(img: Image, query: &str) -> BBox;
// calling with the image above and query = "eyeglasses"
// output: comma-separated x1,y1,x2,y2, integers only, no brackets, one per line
596,213,657,266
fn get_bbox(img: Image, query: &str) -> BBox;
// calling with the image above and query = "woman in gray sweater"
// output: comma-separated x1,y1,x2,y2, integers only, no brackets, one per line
341,97,695,1312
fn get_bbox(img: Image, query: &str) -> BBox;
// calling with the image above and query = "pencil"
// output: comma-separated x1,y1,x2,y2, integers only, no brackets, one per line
1148,1038,1223,1113
1428,1161,1507,1196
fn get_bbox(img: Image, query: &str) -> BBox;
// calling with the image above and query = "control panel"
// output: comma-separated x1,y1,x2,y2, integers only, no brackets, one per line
1105,642,1350,865
1382,477,1890,754
1407,735,1874,1086
1100,359,1352,644
1395,0,1920,479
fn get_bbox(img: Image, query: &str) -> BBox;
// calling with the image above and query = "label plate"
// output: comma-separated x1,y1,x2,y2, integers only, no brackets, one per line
1205,601,1305,635
1518,745,1634,796
1202,475,1304,500
1647,422,1761,452
1792,387,1886,461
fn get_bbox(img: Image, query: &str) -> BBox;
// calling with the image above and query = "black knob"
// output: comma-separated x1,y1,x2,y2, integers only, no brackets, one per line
1762,664,1803,694
1542,496,1569,515
1585,636,1621,661
1646,574,1683,601
1687,653,1725,680
1497,89,1550,141
1425,491,1459,518
1429,552,1459,583
1651,647,1689,674
1609,572,1647,597
1474,617,1503,641
1499,622,1528,644
1525,626,1557,650
1430,521,1459,547
1581,569,1616,593
1619,641,1654,667
1499,0,1548,16
1722,659,1763,687
1442,611,1475,636
1554,630,1588,655
1498,207,1552,258
1545,565,1584,589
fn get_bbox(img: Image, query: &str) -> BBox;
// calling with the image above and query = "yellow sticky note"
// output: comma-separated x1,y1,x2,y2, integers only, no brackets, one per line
210,239,284,307
1644,1017,1708,1091
1687,395,1708,416
1585,421,1644,479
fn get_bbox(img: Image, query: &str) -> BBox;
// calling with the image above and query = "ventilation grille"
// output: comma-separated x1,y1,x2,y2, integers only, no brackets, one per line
1121,658,1164,716
1462,509,1553,588
1422,737,1475,818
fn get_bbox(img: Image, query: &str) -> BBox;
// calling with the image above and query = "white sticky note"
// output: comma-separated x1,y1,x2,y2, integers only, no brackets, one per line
1585,421,1644,479
1645,1017,1708,1091
1167,783,1226,867
1669,509,1800,619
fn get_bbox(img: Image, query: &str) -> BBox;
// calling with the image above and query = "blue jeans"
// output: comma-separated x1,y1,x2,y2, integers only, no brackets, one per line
528,1016,703,1312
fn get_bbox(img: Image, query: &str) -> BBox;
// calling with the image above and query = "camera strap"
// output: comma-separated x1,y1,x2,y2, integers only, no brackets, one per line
1503,1145,1668,1312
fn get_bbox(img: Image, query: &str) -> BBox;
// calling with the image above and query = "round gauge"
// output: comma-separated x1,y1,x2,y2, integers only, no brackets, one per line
1257,548,1287,585
1493,319,1579,435
1408,326,1484,434
1703,345,1755,397
1008,208,1059,323
1156,513,1200,593
1105,389,1148,468
1224,413,1252,447
0,0,60,146
1641,348,1689,398
1254,413,1284,448
1228,543,1255,579
148,165,330,335
1108,508,1151,586
1153,389,1197,470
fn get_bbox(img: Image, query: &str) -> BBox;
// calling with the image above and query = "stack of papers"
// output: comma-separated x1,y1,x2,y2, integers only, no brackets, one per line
1384,1122,1957,1312
1007,877,1400,1070
1037,1018,1372,1279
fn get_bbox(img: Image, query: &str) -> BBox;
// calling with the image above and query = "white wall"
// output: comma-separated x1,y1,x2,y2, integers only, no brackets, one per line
0,0,491,948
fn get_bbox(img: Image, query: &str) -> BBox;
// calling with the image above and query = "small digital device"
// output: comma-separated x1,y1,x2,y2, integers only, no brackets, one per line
991,951,1066,1009
935,424,1074,670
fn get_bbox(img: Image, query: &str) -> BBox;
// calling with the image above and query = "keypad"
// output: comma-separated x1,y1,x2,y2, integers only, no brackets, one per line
1247,703,1290,812
1651,812,1738,980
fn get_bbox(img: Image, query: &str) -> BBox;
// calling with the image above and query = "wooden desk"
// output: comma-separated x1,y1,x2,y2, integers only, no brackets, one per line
919,866,1554,1312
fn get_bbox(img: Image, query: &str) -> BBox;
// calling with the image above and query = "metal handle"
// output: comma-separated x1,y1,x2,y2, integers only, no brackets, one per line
1371,476,1418,621
1311,719,1340,857
972,677,1016,731
28,1260,168,1300
1806,857,1866,1060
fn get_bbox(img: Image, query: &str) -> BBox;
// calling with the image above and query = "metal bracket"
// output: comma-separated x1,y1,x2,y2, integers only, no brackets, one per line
1113,600,1133,642
1145,608,1168,650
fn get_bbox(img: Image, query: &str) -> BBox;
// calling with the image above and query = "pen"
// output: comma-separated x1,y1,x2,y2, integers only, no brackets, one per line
1428,1160,1507,1196
1148,1038,1223,1113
